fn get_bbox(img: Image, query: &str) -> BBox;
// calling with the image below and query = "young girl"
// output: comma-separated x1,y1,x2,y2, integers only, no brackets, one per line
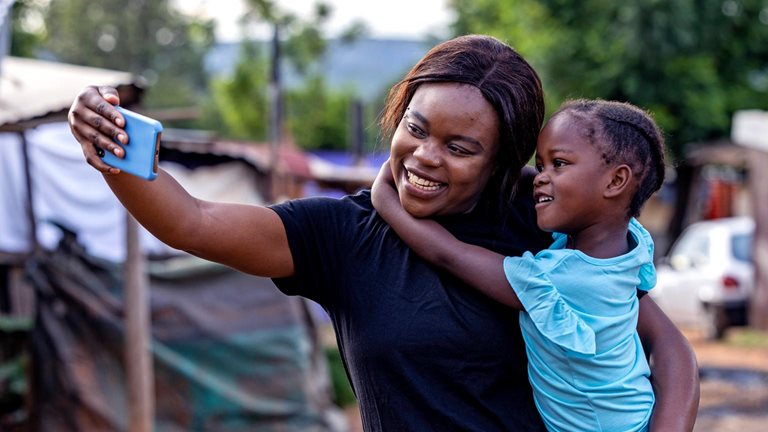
372,99,666,432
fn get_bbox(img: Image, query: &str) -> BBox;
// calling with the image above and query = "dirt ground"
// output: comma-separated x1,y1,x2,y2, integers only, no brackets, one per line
688,328,768,432
342,327,768,432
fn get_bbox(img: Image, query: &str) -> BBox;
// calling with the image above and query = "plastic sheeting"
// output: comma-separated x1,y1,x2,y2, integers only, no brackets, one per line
0,122,165,261
2,122,346,431
25,225,343,431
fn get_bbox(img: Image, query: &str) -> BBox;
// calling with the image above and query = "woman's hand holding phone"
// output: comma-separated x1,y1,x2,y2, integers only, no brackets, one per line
68,86,162,180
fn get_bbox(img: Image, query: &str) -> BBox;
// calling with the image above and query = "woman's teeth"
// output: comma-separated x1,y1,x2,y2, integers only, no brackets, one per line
407,171,443,191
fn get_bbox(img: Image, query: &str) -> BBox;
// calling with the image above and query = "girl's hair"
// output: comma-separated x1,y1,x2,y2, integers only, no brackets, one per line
554,99,666,217
379,34,545,217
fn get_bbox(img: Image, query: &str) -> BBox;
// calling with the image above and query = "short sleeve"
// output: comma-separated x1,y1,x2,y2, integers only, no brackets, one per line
269,195,351,303
503,253,596,355
630,218,657,292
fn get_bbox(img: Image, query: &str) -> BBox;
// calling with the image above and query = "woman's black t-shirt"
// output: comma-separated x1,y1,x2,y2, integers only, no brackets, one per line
270,179,550,431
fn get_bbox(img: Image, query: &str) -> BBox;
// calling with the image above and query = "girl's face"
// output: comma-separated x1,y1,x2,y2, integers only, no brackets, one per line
533,114,613,234
389,83,500,218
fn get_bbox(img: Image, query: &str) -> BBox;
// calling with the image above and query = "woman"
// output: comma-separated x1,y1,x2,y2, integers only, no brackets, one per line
68,35,698,431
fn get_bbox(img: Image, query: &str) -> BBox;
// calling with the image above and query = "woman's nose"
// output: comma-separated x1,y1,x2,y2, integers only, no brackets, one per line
413,141,442,167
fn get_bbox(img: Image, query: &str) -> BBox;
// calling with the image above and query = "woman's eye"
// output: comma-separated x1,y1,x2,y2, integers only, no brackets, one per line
406,123,426,138
447,143,470,155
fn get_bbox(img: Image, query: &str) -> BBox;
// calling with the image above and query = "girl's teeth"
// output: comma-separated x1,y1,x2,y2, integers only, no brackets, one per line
407,171,442,191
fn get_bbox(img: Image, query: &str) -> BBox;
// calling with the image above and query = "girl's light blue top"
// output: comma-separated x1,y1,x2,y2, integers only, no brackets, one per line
503,218,655,432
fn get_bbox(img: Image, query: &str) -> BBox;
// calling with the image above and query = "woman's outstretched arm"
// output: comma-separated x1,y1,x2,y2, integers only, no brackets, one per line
371,163,523,309
68,86,294,278
637,297,700,431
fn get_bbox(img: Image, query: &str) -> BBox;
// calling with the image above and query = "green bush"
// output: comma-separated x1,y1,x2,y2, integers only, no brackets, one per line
324,346,356,407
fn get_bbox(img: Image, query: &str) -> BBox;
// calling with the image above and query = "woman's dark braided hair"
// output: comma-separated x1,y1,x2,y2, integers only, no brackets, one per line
554,99,666,218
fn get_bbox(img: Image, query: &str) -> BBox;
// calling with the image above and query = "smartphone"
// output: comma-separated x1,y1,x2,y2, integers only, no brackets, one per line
100,106,163,181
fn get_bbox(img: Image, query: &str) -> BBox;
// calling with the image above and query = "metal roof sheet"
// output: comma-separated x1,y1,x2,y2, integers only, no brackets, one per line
0,56,140,126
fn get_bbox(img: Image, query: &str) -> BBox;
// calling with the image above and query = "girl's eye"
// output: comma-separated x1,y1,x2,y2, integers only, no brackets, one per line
553,159,568,168
534,163,543,173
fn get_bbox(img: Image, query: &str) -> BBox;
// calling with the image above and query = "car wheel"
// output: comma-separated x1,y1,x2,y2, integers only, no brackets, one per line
703,304,728,340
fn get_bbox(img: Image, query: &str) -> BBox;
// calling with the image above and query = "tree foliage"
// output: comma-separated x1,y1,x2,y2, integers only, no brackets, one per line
449,0,768,159
10,0,46,57
205,42,269,140
43,0,215,109
449,0,563,116
207,0,366,150
241,0,331,73
22,0,369,151
286,75,355,150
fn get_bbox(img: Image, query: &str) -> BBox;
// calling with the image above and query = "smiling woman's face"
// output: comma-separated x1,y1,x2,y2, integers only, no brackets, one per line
389,82,500,218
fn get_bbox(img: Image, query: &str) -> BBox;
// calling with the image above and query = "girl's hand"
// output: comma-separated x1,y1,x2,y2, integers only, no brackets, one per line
371,160,398,211
67,86,128,174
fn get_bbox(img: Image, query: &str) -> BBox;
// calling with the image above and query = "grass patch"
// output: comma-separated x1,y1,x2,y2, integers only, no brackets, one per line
726,328,768,349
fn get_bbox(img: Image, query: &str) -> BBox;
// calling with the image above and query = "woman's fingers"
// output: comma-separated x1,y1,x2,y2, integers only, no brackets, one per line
69,107,125,156
97,85,121,103
69,117,121,174
96,86,125,127
72,86,127,141
68,85,126,174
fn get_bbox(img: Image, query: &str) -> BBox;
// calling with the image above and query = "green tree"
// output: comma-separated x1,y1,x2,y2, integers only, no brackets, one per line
204,1,330,143
207,0,367,151
449,0,564,117
43,0,214,109
10,0,46,57
204,41,269,140
286,75,355,150
241,0,332,73
449,0,768,159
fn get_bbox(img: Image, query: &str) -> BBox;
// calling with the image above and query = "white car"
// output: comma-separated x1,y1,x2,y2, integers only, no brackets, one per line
651,216,754,339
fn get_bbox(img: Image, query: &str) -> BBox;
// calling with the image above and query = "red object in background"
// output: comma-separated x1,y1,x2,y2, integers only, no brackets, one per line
704,179,735,220
722,275,740,290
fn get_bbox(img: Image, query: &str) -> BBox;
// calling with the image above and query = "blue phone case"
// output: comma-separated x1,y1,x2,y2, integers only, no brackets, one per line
101,106,163,181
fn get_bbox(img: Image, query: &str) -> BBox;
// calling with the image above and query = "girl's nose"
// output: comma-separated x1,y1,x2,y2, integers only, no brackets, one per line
534,171,549,186
413,141,442,167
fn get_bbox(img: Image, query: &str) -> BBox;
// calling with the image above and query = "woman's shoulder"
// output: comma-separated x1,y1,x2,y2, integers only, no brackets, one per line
267,191,374,246
270,189,374,215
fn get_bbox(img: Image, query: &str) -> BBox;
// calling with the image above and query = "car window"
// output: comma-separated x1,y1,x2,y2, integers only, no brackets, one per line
731,233,753,262
671,230,710,266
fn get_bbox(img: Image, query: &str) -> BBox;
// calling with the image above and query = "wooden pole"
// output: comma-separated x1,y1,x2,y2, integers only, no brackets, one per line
124,214,154,431
268,23,283,202
748,149,768,330
18,132,38,255
349,99,364,167
732,111,768,330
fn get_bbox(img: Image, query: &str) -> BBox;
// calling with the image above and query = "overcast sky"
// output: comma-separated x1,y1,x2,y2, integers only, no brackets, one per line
174,0,454,42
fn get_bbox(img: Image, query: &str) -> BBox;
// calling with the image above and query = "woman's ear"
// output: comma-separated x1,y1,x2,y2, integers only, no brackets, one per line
604,164,633,198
